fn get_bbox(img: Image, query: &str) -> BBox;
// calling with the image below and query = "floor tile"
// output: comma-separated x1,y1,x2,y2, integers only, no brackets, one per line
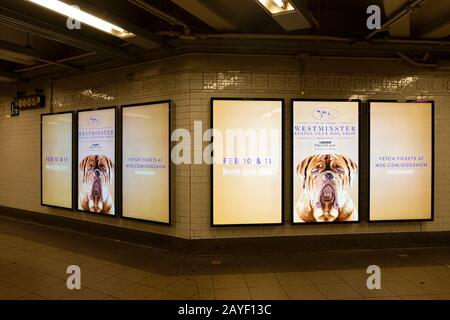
140,274,179,290
366,296,402,300
79,269,112,287
214,287,251,300
88,276,134,295
336,269,368,283
0,282,30,299
213,274,247,289
115,268,152,283
149,291,192,300
165,278,198,298
112,284,157,300
31,261,70,280
198,288,215,300
433,293,450,300
195,275,213,289
249,286,288,300
411,278,450,294
400,295,437,300
60,288,108,300
243,273,279,287
383,280,429,296
283,285,326,300
388,267,437,280
316,283,362,300
274,272,312,286
347,281,397,298
305,271,344,285
33,282,71,300
16,293,46,300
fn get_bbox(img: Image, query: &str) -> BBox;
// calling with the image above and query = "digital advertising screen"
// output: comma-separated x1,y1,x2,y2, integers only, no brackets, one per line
41,112,73,209
212,99,283,226
292,100,359,224
369,101,433,221
78,108,116,215
122,102,170,224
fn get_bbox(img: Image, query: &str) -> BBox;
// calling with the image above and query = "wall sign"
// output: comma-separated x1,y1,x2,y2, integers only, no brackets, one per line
369,101,433,222
41,112,73,209
77,108,116,215
292,100,360,223
212,98,283,226
122,101,171,224
10,101,19,117
13,94,45,111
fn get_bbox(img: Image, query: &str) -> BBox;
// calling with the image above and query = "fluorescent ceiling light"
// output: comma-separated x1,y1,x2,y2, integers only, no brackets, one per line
0,71,18,82
0,48,36,65
273,0,288,8
26,0,134,38
256,0,295,15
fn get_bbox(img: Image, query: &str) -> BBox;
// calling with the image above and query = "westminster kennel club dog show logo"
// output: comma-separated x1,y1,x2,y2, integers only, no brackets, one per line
293,101,359,223
312,107,339,121
89,115,102,127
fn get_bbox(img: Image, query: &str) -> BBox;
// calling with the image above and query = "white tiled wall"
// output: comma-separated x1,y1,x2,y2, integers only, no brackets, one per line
0,53,449,239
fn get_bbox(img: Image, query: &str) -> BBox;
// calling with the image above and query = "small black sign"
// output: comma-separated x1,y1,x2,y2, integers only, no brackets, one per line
10,101,19,117
13,94,45,111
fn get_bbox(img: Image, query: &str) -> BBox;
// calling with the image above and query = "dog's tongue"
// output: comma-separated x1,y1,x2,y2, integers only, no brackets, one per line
92,180,101,199
321,185,335,201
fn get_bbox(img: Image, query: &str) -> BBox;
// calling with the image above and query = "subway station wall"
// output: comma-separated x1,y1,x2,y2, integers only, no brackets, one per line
0,54,449,239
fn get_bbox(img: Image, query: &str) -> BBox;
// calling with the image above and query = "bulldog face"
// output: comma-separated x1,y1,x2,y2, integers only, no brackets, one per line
80,155,114,213
297,154,357,222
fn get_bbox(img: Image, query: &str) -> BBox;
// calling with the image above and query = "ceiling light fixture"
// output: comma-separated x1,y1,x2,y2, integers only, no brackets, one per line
255,0,310,31
0,48,37,65
256,0,295,15
272,0,287,9
26,0,134,38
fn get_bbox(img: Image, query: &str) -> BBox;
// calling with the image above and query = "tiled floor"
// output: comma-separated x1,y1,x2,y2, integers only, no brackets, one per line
0,216,450,300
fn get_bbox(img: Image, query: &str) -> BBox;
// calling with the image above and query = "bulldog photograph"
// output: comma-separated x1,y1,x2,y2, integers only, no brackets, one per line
79,154,115,215
295,154,358,223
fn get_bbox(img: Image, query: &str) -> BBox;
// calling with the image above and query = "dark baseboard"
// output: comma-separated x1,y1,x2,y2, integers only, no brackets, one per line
0,206,449,254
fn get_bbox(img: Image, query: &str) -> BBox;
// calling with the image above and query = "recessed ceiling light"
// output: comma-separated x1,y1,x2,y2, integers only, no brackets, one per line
26,0,134,39
256,0,295,15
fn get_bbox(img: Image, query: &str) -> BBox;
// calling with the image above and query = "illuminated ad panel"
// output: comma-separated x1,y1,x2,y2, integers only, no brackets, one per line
369,101,433,221
78,108,116,215
41,113,73,209
293,100,359,223
212,99,283,226
122,102,170,224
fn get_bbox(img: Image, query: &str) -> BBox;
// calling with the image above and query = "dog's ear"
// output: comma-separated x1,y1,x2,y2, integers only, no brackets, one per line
79,156,90,183
79,156,88,171
297,155,314,189
340,155,358,187
103,155,114,183
103,155,114,170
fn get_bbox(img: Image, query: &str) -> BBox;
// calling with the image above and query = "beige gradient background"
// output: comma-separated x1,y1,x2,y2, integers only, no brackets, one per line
122,103,170,223
370,102,433,221
293,101,359,223
212,100,282,225
78,109,116,214
42,113,72,208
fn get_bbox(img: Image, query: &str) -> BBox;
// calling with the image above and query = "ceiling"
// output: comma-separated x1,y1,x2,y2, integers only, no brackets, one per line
0,0,449,82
